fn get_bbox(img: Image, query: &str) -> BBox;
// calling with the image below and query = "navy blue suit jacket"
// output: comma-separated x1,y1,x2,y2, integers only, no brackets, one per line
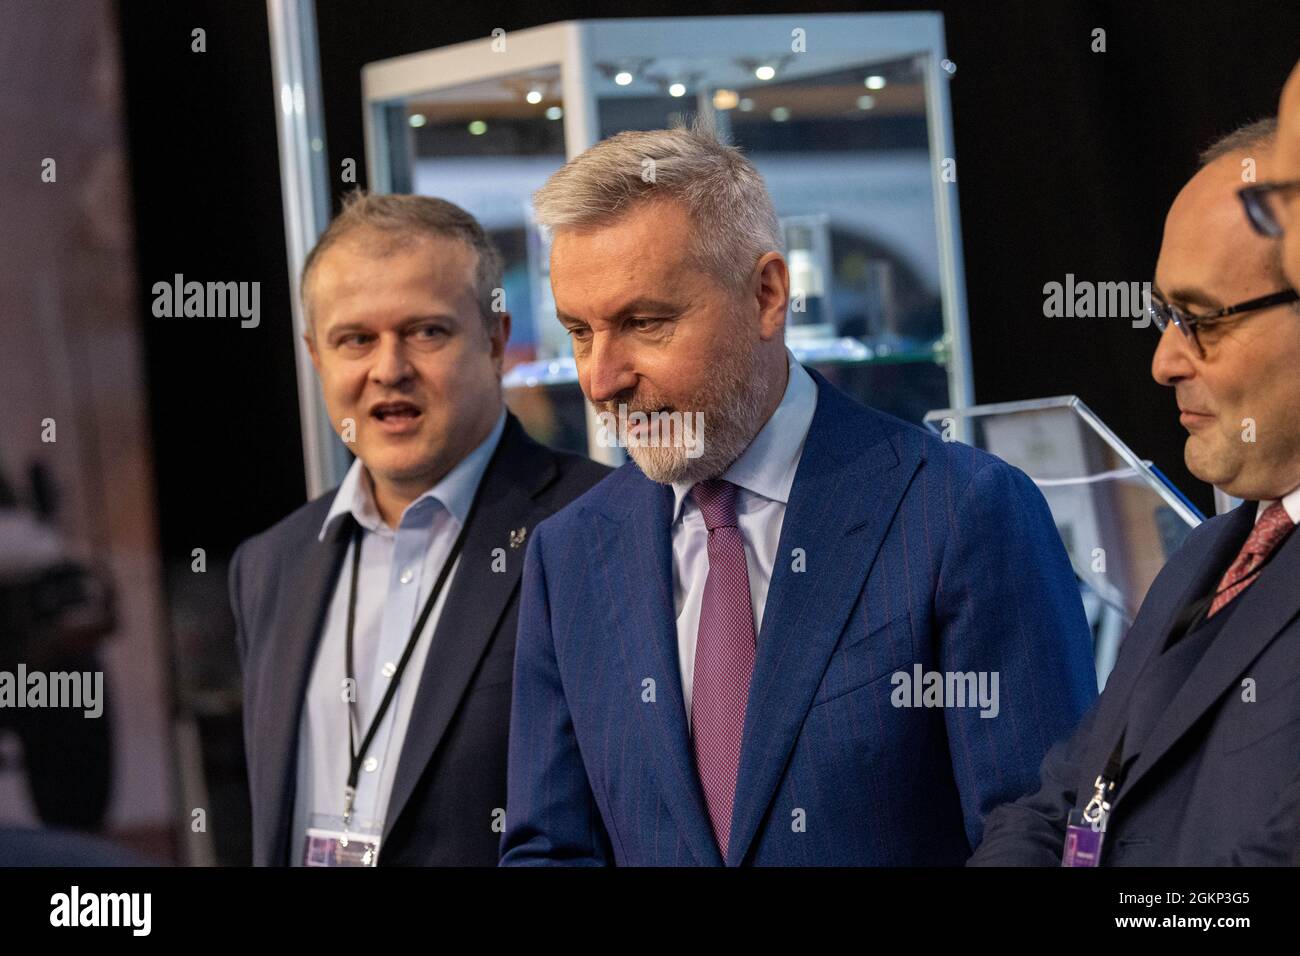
971,502,1300,865
230,413,609,865
501,369,1096,866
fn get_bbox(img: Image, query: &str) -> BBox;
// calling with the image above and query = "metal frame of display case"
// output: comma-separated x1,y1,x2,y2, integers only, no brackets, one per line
276,13,974,487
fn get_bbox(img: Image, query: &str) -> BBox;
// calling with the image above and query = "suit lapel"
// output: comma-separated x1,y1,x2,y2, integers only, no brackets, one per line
727,373,920,865
1074,506,1254,796
254,509,351,865
384,416,557,837
599,475,724,866
1116,509,1300,808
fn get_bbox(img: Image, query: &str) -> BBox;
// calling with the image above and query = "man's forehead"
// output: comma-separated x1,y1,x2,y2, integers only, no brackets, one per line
551,206,695,316
552,202,692,268
1279,66,1300,172
1159,152,1276,288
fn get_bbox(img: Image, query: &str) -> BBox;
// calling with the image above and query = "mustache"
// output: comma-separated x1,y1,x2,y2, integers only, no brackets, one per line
594,395,675,415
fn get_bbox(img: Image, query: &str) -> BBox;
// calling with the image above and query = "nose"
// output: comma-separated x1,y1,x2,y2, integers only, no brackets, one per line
370,333,415,388
583,332,638,405
1151,321,1197,387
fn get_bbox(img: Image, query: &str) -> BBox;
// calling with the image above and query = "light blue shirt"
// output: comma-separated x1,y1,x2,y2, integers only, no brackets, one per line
289,408,506,864
670,349,818,728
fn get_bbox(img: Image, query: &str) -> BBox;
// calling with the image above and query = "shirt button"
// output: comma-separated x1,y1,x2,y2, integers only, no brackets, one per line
399,568,414,585
381,662,396,679
363,757,379,773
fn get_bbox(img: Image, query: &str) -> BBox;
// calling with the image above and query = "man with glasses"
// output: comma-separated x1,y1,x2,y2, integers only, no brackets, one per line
972,120,1300,865
1246,61,1300,288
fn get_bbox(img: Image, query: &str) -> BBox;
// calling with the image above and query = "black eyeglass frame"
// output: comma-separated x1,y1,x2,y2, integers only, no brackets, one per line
1238,180,1300,238
1147,286,1300,356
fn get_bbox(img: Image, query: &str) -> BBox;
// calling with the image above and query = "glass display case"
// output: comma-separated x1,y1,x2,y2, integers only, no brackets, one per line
362,14,971,462
923,396,1205,687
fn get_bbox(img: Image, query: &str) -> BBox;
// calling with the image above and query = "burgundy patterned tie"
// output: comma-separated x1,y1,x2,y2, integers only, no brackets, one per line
690,479,756,858
1207,502,1294,617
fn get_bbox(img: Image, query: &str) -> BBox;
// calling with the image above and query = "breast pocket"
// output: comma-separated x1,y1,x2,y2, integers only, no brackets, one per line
812,613,915,707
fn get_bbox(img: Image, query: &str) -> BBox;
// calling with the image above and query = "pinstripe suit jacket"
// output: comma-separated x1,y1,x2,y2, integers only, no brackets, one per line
500,369,1096,865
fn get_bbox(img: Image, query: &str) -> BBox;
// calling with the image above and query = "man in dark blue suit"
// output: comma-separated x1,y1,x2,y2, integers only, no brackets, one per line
972,122,1300,866
230,194,608,866
500,124,1096,866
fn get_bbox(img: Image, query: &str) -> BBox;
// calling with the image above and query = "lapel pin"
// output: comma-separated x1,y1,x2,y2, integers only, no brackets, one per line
509,526,528,550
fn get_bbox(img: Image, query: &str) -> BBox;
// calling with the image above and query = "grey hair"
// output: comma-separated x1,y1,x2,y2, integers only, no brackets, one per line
301,190,504,333
1198,117,1277,168
531,117,782,291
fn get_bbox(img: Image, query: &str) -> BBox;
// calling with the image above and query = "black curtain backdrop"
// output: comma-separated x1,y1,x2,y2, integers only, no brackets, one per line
121,0,1300,570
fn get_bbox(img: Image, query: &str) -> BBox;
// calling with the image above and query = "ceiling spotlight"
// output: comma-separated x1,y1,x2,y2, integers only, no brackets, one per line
468,120,487,135
755,65,776,81
614,71,633,86
864,75,886,90
408,113,427,128
668,82,686,97
738,97,755,112
770,106,790,122
526,89,543,104
713,89,739,110
545,105,563,120
857,95,875,110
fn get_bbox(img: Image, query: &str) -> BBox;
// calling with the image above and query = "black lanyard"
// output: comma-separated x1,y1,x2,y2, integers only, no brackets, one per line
1087,516,1295,820
339,448,500,828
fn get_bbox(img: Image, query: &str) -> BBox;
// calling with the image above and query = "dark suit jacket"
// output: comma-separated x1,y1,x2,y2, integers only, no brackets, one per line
501,369,1097,866
230,413,610,865
971,501,1300,866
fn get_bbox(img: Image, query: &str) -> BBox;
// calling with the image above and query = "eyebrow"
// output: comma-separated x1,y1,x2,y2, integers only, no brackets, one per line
1158,284,1223,311
556,298,683,326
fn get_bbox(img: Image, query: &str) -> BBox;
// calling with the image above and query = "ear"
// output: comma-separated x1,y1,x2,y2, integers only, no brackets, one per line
304,329,322,375
490,311,512,375
754,252,789,342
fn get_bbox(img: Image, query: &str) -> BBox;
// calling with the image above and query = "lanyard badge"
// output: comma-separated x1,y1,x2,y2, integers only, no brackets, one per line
1062,774,1114,867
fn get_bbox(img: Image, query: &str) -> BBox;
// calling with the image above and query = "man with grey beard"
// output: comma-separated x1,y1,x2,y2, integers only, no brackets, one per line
500,122,1096,866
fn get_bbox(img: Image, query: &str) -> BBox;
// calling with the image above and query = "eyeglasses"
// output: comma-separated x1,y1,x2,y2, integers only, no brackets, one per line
1147,286,1299,357
1238,180,1300,237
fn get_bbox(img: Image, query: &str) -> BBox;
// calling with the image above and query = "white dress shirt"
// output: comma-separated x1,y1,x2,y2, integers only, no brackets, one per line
1257,485,1300,525
289,409,506,865
670,349,818,729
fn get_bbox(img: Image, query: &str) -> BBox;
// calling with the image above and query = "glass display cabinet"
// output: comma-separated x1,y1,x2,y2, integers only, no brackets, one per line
923,396,1205,687
362,13,971,462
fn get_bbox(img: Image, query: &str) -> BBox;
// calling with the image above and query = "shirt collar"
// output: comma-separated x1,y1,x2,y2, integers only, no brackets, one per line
319,408,507,541
671,349,818,523
1257,483,1300,526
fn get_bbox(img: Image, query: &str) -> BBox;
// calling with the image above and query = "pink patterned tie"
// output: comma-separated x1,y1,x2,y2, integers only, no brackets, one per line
1208,502,1294,617
690,479,756,858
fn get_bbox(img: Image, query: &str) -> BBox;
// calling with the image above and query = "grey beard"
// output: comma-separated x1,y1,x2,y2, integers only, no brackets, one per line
622,341,774,486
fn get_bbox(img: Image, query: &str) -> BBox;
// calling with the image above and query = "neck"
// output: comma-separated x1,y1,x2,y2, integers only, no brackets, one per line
755,347,790,432
368,471,428,529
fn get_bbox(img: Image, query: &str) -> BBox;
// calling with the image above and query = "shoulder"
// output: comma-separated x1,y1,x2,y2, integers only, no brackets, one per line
231,490,338,577
807,369,1027,498
531,460,649,543
547,447,614,497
